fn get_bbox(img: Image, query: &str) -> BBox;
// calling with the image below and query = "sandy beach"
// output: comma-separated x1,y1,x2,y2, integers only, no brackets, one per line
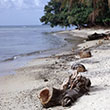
0,28,110,110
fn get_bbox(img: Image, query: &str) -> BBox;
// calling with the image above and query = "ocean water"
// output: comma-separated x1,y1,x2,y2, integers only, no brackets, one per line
0,25,76,76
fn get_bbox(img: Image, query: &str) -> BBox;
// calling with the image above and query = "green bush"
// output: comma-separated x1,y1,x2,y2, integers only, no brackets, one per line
67,3,93,26
40,0,110,27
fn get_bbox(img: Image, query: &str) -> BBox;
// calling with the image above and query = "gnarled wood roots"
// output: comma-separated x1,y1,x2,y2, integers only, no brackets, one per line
39,74,91,108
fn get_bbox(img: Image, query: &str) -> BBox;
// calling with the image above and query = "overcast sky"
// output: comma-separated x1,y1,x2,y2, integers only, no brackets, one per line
0,0,50,25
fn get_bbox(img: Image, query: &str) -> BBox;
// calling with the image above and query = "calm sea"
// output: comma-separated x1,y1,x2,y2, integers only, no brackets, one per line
0,25,76,76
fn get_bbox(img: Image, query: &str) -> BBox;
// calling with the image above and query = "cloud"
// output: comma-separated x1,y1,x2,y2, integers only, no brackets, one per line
0,0,50,9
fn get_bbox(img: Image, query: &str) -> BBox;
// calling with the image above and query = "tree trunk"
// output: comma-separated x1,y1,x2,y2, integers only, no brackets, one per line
108,0,110,8
39,75,91,108
39,87,64,108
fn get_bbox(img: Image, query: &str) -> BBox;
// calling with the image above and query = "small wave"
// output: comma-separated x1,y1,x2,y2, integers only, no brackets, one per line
0,42,68,63
0,50,42,62
1,56,17,62
0,47,63,63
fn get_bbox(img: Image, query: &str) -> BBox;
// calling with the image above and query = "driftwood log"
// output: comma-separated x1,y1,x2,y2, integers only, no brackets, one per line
61,86,88,106
87,32,110,41
61,73,91,106
63,74,91,91
39,87,64,108
39,73,91,108
79,50,92,58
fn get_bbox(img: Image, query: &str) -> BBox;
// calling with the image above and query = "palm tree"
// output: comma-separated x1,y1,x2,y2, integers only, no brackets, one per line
88,0,109,24
62,0,109,25
54,0,109,25
108,0,110,8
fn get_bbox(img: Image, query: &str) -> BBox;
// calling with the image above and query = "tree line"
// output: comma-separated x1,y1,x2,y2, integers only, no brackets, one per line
40,0,110,28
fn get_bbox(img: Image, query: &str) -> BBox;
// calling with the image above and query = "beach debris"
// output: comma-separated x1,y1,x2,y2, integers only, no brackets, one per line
39,71,91,108
55,61,58,64
71,63,87,72
63,71,91,91
44,79,48,82
56,56,61,59
87,32,107,40
72,48,74,52
61,72,91,107
79,50,92,58
39,87,64,108
104,35,110,40
62,70,78,90
61,84,90,107
98,40,103,45
87,32,110,41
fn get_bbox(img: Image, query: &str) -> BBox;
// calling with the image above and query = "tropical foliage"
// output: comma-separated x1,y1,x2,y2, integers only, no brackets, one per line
40,0,110,27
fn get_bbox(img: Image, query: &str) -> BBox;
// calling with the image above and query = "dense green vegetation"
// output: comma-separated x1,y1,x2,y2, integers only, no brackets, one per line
40,0,110,28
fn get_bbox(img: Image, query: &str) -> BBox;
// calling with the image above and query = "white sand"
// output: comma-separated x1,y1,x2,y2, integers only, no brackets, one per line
0,28,110,110
68,41,110,110
59,28,110,38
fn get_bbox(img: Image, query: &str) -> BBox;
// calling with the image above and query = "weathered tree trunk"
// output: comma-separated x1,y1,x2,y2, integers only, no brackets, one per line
39,87,64,108
61,87,83,106
39,87,83,107
39,73,91,108
87,32,107,41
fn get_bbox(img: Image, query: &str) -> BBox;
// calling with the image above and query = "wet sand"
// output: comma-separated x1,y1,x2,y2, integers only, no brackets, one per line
0,28,110,110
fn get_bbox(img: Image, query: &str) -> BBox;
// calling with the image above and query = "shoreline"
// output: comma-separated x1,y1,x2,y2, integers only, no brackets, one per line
0,30,84,77
0,28,110,110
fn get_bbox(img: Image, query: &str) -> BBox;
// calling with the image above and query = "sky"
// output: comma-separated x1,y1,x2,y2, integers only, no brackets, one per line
0,0,50,25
